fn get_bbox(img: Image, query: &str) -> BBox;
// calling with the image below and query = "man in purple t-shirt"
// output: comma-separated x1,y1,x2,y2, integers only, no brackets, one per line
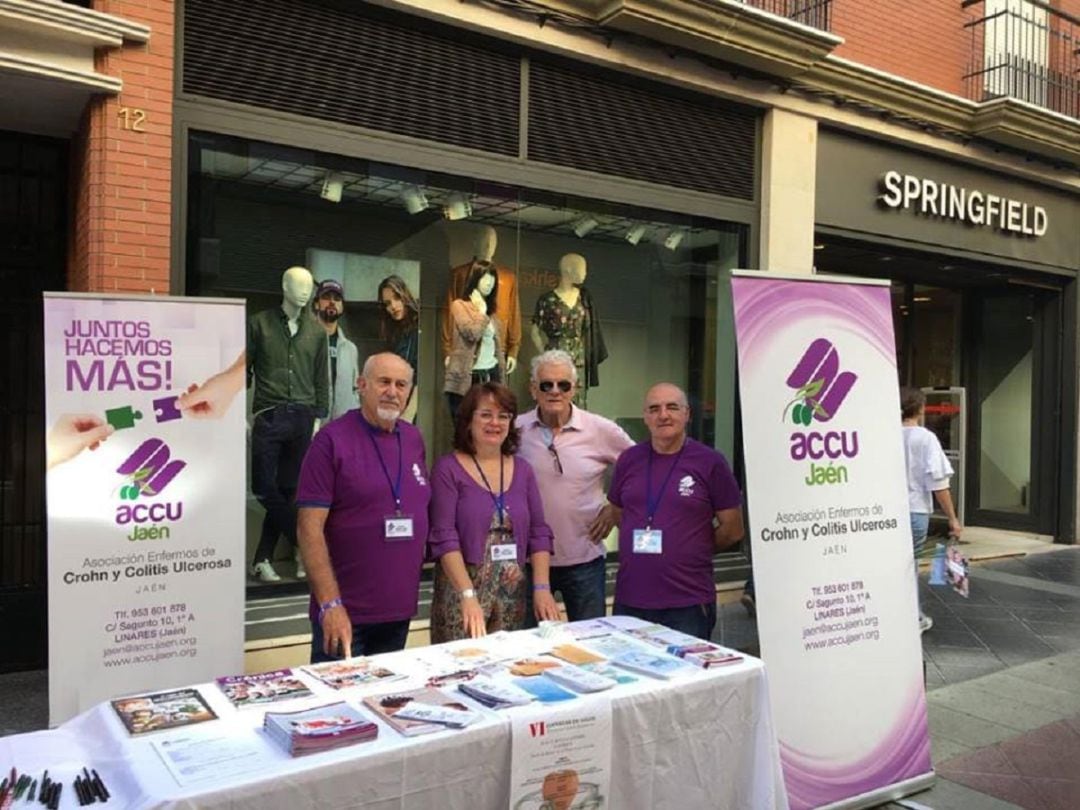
296,352,430,662
608,382,744,640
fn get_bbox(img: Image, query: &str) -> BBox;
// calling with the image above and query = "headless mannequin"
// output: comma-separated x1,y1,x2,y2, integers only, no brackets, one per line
248,266,328,582
444,225,519,374
532,254,591,408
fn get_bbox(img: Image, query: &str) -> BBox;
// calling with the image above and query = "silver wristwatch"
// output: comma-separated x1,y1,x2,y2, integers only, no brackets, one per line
459,588,476,599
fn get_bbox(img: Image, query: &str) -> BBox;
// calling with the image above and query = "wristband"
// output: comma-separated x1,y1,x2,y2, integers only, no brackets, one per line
318,597,343,622
532,583,551,592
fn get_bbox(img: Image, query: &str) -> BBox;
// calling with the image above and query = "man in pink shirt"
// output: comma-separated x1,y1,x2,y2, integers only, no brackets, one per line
516,350,634,621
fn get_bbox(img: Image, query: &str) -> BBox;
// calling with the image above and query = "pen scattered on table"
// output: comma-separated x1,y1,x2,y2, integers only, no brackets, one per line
0,767,110,808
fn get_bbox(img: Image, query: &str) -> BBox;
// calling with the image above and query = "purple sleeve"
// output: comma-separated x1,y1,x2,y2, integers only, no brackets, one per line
295,430,334,508
522,462,554,555
428,456,463,560
709,452,743,512
608,453,628,508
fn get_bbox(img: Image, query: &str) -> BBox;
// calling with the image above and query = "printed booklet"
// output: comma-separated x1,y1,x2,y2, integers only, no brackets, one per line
303,658,404,690
111,688,218,736
363,687,482,737
263,701,378,756
215,669,313,707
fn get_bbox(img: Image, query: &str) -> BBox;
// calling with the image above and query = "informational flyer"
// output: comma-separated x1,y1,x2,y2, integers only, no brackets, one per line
44,293,246,724
509,700,612,810
731,273,933,809
153,732,278,787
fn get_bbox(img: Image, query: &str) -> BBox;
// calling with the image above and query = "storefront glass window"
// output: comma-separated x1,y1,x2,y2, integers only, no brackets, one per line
186,132,746,589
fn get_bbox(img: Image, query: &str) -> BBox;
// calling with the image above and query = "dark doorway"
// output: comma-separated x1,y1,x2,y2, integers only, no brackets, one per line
0,131,68,672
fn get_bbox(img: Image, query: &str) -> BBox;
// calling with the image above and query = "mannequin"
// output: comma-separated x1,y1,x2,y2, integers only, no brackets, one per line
247,266,329,582
531,254,607,408
443,225,520,374
444,264,507,419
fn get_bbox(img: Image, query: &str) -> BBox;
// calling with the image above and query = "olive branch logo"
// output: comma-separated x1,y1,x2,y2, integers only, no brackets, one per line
781,378,832,425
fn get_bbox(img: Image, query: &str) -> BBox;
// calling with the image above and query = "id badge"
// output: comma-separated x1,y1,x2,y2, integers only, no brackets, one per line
491,543,517,562
632,529,663,554
384,515,414,541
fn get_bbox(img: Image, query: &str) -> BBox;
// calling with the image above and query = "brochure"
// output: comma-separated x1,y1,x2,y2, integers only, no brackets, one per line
458,676,535,709
111,688,218,736
303,658,403,690
513,676,577,703
580,662,638,686
543,664,617,694
215,668,313,707
263,701,378,756
609,651,694,680
363,687,478,737
548,644,605,665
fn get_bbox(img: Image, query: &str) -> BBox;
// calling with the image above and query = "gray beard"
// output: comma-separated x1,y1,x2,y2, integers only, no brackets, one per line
376,407,401,422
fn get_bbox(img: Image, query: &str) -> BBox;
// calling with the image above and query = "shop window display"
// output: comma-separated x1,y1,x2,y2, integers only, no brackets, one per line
186,132,746,589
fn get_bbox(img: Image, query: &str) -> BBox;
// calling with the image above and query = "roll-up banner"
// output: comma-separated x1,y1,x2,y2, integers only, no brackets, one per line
44,293,246,724
730,272,933,809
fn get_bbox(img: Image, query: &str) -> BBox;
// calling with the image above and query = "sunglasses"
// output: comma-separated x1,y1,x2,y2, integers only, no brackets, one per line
538,380,573,393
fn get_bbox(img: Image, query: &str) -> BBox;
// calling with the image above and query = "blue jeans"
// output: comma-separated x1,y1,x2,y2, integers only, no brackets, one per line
309,618,411,664
250,404,315,564
613,601,717,641
526,556,608,626
910,512,930,558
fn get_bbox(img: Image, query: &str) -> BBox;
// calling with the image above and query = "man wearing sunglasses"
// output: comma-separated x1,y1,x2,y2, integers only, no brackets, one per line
516,350,634,621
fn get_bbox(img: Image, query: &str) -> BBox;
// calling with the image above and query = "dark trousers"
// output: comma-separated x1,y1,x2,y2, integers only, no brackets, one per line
613,601,717,642
525,556,608,626
446,367,502,419
250,404,315,565
309,618,411,664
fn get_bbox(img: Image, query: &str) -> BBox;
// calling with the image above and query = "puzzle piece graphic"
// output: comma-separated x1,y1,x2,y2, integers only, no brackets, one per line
105,405,143,431
152,395,183,423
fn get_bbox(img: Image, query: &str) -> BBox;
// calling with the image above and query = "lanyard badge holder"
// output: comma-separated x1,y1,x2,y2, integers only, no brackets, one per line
632,444,686,555
368,426,413,541
473,456,517,563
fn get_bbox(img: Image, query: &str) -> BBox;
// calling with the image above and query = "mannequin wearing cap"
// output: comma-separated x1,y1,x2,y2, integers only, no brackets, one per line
312,278,360,421
247,266,329,583
531,254,607,408
442,225,520,374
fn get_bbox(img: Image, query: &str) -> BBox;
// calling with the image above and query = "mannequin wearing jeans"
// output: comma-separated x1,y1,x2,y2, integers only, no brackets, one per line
247,266,329,582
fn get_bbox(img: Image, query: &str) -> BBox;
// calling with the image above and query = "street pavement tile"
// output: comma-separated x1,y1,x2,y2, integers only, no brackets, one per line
1024,620,1080,640
929,687,1063,732
949,604,1019,620
931,773,1048,809
929,736,972,765
997,722,1080,780
988,642,1059,668
977,676,1080,715
935,661,1010,685
1036,635,1080,654
1009,606,1075,622
925,646,1003,667
1030,778,1080,810
1007,656,1080,693
923,629,989,650
937,744,1018,775
927,704,1018,748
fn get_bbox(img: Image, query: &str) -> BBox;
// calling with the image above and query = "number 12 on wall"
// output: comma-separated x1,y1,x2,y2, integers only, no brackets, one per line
117,107,147,132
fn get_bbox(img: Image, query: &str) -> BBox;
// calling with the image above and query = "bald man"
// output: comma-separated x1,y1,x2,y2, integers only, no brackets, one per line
296,353,430,661
607,383,744,640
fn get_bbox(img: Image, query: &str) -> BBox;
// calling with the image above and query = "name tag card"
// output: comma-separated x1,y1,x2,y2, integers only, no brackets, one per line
632,529,663,554
491,543,517,562
384,516,414,541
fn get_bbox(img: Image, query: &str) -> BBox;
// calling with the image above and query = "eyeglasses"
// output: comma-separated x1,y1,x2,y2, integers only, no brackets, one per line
538,380,573,393
540,427,563,475
476,410,513,424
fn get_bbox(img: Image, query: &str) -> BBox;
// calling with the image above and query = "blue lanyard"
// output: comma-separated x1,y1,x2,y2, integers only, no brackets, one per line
645,443,686,528
363,415,403,514
471,455,506,530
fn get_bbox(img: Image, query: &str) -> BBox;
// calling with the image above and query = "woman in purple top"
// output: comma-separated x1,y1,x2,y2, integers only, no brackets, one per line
429,382,559,641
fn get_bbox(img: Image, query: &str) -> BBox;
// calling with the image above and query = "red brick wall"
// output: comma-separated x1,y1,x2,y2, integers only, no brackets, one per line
68,0,174,294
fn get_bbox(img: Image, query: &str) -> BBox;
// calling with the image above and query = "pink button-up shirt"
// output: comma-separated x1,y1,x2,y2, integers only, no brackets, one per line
515,406,634,567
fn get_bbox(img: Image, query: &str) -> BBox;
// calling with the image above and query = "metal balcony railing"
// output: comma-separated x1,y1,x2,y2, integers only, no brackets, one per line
742,0,832,32
963,0,1080,120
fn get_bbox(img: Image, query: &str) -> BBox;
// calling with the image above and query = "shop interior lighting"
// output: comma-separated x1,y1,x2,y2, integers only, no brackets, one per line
401,185,429,215
913,296,932,303
663,229,687,251
572,217,599,238
625,224,647,245
442,194,472,221
320,171,344,203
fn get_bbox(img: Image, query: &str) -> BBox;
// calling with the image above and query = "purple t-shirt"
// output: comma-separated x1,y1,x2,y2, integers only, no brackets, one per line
295,411,431,624
608,438,742,609
428,454,554,566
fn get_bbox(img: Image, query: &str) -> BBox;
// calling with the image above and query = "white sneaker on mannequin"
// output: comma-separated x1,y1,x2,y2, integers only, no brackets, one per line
251,559,281,582
295,550,306,580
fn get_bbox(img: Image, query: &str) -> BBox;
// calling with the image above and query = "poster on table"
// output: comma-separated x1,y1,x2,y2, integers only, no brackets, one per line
730,272,933,809
43,293,246,724
509,700,612,810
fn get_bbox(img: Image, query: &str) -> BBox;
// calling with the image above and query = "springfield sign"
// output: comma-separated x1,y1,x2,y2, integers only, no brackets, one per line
44,293,245,724
731,273,933,809
878,170,1048,237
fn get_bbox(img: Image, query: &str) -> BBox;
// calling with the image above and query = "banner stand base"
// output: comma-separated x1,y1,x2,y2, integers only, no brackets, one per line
818,771,936,810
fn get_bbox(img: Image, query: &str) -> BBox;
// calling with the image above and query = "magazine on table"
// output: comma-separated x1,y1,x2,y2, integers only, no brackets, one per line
111,688,218,736
263,701,378,756
215,668,313,707
362,687,483,737
303,658,404,690
609,650,696,680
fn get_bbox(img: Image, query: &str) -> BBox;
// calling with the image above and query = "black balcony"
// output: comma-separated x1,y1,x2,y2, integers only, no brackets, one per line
963,0,1080,120
743,0,832,32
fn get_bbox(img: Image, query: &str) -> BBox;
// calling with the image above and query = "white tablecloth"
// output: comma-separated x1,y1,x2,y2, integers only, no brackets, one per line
0,628,787,809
